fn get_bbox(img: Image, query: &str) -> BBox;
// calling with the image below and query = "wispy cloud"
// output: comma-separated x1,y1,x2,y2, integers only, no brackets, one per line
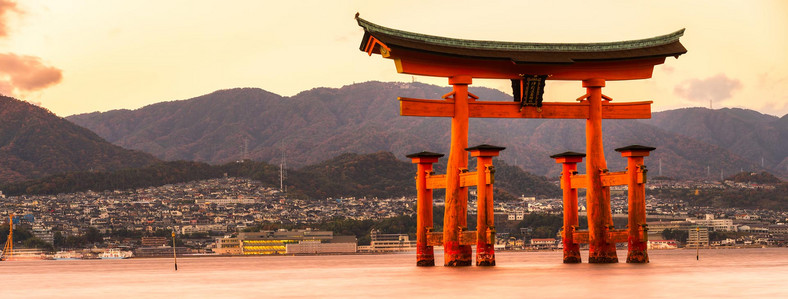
0,0,63,100
674,74,742,105
0,0,20,38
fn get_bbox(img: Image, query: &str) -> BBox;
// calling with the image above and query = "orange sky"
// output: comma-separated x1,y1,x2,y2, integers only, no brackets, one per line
1,0,787,117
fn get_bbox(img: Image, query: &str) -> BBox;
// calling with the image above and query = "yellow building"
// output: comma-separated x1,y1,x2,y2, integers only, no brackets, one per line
214,229,354,255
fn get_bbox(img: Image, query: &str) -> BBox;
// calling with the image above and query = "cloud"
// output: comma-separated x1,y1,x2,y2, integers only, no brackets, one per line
674,74,742,104
0,0,20,38
0,53,63,96
660,65,675,74
0,1,63,99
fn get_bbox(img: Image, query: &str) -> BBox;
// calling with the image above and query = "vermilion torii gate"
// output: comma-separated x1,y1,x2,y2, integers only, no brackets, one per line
355,14,686,265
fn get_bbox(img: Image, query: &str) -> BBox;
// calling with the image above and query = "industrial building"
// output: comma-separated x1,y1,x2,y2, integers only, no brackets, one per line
214,229,356,255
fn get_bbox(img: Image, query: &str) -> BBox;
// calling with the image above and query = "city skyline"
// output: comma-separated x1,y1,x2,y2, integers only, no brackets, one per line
0,0,786,117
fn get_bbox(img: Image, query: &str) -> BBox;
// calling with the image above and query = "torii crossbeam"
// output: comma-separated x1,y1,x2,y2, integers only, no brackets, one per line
356,14,686,266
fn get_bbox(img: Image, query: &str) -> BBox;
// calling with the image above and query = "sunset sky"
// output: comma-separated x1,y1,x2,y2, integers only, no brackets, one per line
1,0,787,117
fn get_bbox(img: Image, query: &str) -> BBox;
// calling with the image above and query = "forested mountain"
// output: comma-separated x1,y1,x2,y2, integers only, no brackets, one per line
1,151,561,200
643,107,788,175
66,82,787,179
0,96,159,182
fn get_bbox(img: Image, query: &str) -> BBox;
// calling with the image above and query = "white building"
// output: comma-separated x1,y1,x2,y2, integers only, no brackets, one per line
181,224,226,235
686,214,737,232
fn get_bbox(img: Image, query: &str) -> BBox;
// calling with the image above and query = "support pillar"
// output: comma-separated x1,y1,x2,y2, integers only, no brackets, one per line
616,145,655,263
407,151,444,267
444,76,473,266
583,79,618,263
551,151,585,263
467,144,505,266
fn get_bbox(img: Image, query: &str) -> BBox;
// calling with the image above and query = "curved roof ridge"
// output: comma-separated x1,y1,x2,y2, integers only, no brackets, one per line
356,15,685,53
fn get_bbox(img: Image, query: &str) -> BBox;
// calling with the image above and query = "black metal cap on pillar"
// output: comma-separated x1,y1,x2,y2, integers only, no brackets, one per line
615,145,656,157
550,151,586,163
549,151,587,159
465,144,505,157
406,151,444,164
465,144,506,152
405,151,445,159
614,145,656,152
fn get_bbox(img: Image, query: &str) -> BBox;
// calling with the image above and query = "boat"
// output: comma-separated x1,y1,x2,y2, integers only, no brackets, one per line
99,249,133,259
53,250,84,260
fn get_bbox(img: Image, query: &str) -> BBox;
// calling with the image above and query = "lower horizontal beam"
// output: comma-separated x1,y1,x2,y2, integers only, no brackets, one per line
572,229,632,244
569,171,645,189
427,232,443,246
426,174,446,189
459,172,478,187
608,229,629,244
459,231,477,246
426,231,478,246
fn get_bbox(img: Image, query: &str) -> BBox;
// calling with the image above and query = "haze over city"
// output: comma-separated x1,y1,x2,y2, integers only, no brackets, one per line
1,0,786,117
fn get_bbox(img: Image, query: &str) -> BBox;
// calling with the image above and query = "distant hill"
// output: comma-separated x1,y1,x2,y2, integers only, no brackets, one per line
67,82,787,179
725,171,783,184
1,151,561,200
0,96,159,182
643,107,788,177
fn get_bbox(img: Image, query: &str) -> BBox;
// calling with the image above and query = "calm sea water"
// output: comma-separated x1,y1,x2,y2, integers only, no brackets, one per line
1,248,786,298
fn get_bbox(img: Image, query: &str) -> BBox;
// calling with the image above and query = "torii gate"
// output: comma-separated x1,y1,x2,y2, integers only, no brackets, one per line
356,14,686,266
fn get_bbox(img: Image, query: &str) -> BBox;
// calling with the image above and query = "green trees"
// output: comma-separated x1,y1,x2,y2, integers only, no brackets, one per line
661,228,688,243
0,224,54,252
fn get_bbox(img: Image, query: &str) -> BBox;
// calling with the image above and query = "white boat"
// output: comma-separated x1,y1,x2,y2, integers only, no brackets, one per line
53,250,84,260
99,249,133,259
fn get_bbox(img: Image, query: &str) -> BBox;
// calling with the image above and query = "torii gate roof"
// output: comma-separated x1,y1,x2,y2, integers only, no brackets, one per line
357,15,686,80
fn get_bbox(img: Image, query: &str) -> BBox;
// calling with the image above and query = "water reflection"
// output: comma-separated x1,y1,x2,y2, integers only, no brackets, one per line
1,249,786,298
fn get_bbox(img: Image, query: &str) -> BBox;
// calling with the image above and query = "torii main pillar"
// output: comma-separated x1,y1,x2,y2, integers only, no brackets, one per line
444,76,473,266
583,79,617,262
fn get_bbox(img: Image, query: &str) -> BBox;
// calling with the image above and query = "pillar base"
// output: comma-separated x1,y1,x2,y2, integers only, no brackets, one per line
563,250,582,263
417,245,435,267
588,256,619,263
626,250,649,263
589,241,618,263
476,260,495,266
444,241,472,266
417,259,435,267
476,243,495,266
458,244,473,265
447,260,472,266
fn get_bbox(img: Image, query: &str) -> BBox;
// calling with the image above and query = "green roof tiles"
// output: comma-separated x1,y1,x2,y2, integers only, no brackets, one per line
356,14,686,64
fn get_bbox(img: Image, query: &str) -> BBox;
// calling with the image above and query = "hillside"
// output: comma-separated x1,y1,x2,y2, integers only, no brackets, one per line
0,96,160,182
1,151,561,200
67,82,786,179
643,107,788,176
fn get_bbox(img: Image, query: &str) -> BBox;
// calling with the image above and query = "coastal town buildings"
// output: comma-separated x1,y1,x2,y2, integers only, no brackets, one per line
1,177,786,253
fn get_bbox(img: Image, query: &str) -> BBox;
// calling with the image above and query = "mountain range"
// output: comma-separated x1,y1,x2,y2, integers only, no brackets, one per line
66,82,787,180
0,96,159,183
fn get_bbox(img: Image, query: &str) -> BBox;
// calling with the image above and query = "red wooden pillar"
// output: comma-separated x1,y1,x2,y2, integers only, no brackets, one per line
467,144,505,266
551,151,585,263
444,76,473,266
407,151,444,266
615,145,655,263
583,79,618,263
